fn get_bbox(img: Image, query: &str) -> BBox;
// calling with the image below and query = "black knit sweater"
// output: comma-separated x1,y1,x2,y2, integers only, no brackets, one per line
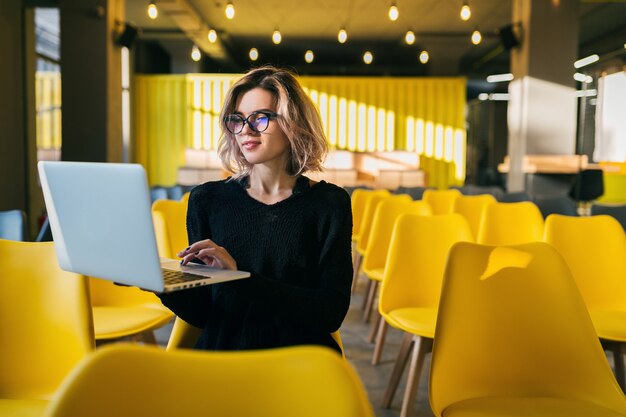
158,175,353,353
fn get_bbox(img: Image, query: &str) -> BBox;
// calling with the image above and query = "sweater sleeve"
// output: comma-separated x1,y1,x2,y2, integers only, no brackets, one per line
247,189,353,334
157,186,212,329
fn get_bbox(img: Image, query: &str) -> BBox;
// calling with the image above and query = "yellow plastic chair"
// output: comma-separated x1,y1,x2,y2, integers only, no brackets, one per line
350,188,370,242
422,189,462,214
477,201,544,245
181,191,191,203
152,199,189,259
166,316,347,359
544,214,626,389
352,189,391,292
45,344,374,417
362,199,432,364
430,242,626,417
452,194,496,239
378,214,473,417
0,240,94,417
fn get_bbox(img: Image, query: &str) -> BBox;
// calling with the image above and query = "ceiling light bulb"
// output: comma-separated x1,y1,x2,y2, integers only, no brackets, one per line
419,50,429,64
338,29,348,44
191,45,201,62
304,50,314,63
208,29,217,43
388,4,399,21
249,48,259,61
471,30,482,45
405,30,415,45
460,3,471,21
225,2,235,19
147,1,158,19
363,51,373,64
574,54,599,68
272,30,282,44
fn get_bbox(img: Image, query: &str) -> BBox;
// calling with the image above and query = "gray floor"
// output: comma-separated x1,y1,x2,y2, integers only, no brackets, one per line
154,275,434,417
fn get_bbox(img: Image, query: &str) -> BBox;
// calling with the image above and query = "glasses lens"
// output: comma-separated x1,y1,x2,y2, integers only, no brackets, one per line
225,115,244,134
249,113,269,133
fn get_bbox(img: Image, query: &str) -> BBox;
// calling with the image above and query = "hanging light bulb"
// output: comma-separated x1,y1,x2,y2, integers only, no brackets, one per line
225,2,235,19
338,28,348,44
191,45,201,62
460,2,471,21
405,30,415,45
249,48,259,61
471,30,482,45
388,3,399,21
207,29,217,43
147,1,158,19
363,51,373,64
272,29,282,44
419,50,429,64
304,50,314,63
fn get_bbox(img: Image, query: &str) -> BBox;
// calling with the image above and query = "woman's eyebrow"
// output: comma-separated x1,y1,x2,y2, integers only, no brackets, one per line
233,108,274,115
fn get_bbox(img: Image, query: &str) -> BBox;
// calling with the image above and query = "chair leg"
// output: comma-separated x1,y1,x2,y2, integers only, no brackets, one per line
368,310,381,343
382,332,414,408
363,280,379,322
371,319,388,365
400,336,433,417
361,279,373,311
351,252,362,293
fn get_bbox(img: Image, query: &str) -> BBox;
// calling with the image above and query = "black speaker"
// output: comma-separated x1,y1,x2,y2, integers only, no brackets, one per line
497,24,520,50
116,23,138,48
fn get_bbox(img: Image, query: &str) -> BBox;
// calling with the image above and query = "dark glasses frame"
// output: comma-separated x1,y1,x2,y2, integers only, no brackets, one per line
224,111,278,134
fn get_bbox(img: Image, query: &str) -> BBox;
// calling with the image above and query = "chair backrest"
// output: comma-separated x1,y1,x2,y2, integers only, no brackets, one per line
0,240,94,400
350,188,370,239
477,201,544,245
152,199,188,259
533,195,578,218
46,344,375,417
379,214,473,314
0,209,27,241
422,189,462,214
544,214,626,309
430,242,626,417
591,204,626,232
452,194,496,239
362,198,431,272
355,190,391,254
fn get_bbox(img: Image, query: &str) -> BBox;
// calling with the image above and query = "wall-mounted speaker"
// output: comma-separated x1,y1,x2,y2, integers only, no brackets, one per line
497,24,521,50
116,23,138,48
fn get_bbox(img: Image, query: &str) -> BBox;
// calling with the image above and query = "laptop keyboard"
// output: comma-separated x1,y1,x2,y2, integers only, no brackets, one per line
162,269,207,285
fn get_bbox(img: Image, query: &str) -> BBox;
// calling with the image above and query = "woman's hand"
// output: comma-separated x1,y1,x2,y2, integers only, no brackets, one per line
177,240,238,270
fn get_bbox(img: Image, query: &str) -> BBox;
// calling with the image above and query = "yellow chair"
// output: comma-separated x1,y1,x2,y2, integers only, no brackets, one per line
422,189,461,214
166,316,347,359
350,188,370,242
477,201,544,245
181,191,191,203
452,194,496,239
45,344,374,417
0,240,94,417
90,200,184,343
430,242,626,417
362,199,432,364
544,214,626,389
379,214,473,417
352,189,390,292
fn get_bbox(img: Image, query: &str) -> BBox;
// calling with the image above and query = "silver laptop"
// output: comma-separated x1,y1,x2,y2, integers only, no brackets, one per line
38,161,250,293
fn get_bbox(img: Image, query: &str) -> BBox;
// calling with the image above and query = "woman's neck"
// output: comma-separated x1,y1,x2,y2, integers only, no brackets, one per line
246,166,297,204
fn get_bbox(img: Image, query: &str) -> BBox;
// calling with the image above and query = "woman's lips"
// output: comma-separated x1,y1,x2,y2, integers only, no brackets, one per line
242,140,261,150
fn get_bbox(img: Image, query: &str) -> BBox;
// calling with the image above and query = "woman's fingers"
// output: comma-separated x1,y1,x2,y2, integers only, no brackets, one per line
177,240,237,270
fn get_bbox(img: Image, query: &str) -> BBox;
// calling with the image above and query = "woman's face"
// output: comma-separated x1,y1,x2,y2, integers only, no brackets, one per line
232,87,290,170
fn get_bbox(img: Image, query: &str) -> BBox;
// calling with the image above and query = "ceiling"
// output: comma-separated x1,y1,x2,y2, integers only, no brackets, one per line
125,0,626,79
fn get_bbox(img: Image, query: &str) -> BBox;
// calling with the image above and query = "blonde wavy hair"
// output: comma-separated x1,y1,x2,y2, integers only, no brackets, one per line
218,66,328,178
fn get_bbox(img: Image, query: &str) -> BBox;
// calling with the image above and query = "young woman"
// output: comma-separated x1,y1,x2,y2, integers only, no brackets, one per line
159,66,353,354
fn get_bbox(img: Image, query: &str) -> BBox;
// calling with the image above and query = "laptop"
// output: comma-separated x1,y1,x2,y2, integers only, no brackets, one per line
38,161,250,293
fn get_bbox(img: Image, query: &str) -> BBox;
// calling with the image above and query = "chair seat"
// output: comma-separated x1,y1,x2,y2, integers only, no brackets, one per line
0,399,49,417
382,307,436,338
93,305,173,339
590,309,626,342
363,267,384,282
443,396,626,417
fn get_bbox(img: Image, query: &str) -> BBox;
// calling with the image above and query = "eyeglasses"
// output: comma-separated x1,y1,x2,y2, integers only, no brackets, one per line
224,111,278,134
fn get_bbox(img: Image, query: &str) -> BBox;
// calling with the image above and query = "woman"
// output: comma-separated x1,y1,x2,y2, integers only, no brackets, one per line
159,66,353,354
